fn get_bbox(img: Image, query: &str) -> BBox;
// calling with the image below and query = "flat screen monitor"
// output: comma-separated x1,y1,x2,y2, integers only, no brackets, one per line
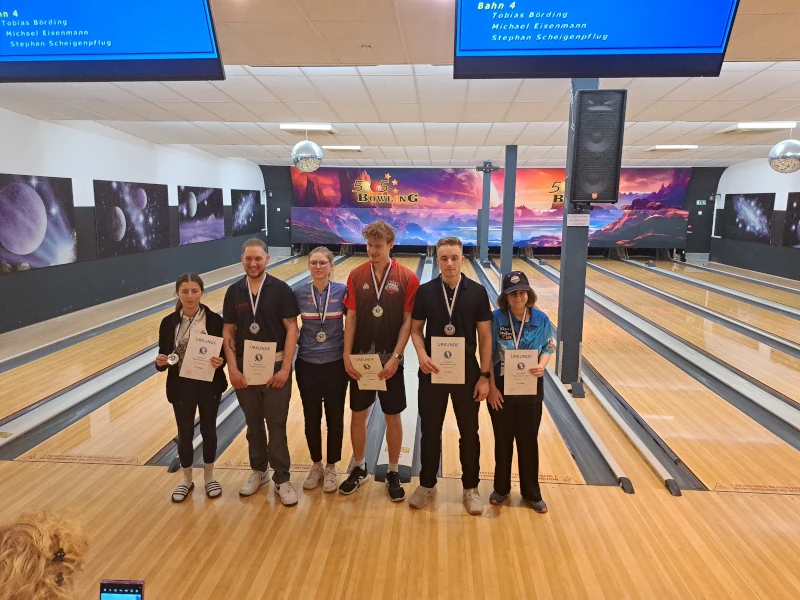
0,0,224,82
453,0,740,79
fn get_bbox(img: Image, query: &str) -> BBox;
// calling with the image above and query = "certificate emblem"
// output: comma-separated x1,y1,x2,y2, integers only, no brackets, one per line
444,323,456,336
249,322,261,334
444,351,452,359
316,331,328,343
517,362,526,371
372,305,384,318
363,363,372,370
255,353,263,362
167,353,180,366
199,347,208,355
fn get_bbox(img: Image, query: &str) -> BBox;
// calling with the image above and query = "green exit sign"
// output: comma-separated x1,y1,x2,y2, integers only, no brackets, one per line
696,200,707,206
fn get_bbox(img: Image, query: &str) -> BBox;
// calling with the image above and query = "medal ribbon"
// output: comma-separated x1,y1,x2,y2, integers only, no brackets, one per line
174,307,202,348
441,275,461,326
249,275,267,325
310,282,331,329
370,260,393,308
508,309,528,351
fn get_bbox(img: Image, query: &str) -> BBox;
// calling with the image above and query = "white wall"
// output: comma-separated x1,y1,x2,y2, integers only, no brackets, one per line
713,158,800,236
0,108,263,207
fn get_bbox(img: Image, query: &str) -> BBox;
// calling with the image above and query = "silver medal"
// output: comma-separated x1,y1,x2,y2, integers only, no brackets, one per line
444,323,456,336
310,283,331,343
167,353,180,366
248,275,266,336
370,261,393,320
441,275,461,337
249,322,261,334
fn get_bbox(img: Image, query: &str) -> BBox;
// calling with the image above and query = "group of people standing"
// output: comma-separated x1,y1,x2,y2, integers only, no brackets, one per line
156,220,554,514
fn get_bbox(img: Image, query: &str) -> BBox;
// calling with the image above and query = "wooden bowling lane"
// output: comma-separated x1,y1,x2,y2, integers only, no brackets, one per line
706,262,800,291
655,261,800,310
5,461,800,599
569,260,800,409
18,372,183,465
514,258,800,495
591,259,800,346
0,256,310,422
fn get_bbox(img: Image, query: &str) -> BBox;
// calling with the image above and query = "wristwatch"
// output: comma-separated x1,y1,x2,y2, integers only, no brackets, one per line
392,352,404,365
480,371,491,379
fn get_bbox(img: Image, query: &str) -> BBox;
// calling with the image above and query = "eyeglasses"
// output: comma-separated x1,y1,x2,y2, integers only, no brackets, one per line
309,261,330,267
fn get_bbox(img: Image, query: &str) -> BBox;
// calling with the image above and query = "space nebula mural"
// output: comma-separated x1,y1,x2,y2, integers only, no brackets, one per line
178,186,224,246
722,194,775,245
231,189,263,236
0,173,76,275
783,193,800,249
93,180,170,258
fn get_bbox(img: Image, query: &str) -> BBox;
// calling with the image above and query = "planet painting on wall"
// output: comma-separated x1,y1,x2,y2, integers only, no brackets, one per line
178,186,224,245
784,193,800,249
231,189,263,236
93,180,170,258
0,173,76,275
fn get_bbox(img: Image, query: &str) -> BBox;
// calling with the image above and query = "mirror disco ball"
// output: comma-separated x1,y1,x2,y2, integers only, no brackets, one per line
291,140,323,172
768,139,800,174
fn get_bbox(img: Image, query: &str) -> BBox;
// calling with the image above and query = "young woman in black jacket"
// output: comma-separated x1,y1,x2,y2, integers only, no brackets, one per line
156,273,228,503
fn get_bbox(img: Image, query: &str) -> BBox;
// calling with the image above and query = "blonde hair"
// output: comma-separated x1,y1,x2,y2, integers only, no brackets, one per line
0,510,88,600
309,246,335,276
435,237,463,255
362,221,396,244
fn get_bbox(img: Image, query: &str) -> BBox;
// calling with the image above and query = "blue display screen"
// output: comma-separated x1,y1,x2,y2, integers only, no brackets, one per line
0,0,223,81
454,0,740,79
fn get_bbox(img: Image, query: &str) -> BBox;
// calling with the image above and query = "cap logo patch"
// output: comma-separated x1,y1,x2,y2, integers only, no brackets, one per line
510,275,520,284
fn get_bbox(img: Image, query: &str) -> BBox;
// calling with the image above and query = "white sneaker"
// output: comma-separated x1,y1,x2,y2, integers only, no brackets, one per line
409,485,437,509
322,467,339,493
275,481,299,506
304,464,324,490
463,488,484,515
239,470,269,497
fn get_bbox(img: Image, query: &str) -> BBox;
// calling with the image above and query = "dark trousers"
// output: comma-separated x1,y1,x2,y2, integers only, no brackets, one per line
418,376,481,489
171,382,220,469
488,396,543,502
295,358,348,465
234,364,292,485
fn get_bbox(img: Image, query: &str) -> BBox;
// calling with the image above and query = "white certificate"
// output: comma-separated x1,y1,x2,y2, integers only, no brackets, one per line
503,350,539,396
350,354,387,391
430,336,465,385
243,340,277,386
179,333,223,382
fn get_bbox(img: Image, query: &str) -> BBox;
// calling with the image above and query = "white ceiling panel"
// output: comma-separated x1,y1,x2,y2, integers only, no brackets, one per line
362,76,418,104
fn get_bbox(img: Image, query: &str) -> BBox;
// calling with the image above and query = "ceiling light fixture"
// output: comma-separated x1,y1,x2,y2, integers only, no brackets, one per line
280,122,333,132
321,145,362,151
646,145,699,151
717,122,797,133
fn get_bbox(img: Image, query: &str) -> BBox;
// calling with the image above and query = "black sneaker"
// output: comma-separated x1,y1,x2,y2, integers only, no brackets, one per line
385,471,405,502
338,465,369,495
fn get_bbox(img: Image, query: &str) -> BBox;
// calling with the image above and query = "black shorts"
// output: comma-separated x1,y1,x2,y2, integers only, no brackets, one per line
349,365,407,415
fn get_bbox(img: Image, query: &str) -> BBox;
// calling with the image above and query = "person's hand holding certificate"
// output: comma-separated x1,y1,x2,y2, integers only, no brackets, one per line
350,354,386,391
503,350,539,396
430,336,465,385
243,340,277,386
179,333,223,382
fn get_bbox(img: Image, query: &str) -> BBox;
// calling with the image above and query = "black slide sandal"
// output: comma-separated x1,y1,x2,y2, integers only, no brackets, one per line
172,482,195,503
205,480,222,499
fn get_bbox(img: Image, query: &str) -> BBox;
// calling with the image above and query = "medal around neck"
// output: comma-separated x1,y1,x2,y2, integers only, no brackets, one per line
316,331,328,343
444,323,456,336
167,353,180,366
372,305,384,318
370,262,392,320
249,322,261,334
248,276,266,336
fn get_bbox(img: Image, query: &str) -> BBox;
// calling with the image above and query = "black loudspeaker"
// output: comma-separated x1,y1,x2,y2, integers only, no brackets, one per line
568,89,627,204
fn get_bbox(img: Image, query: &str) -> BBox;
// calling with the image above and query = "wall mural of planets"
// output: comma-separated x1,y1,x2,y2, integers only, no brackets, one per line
722,193,775,245
178,186,224,245
231,189,263,236
0,173,77,275
784,193,800,249
93,180,170,258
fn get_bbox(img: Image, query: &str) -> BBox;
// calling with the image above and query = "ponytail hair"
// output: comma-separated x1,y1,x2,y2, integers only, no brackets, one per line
174,273,205,312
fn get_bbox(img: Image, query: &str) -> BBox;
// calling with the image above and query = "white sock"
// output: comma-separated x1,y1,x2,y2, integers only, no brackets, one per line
355,459,366,470
389,463,398,473
204,463,214,482
181,467,193,485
